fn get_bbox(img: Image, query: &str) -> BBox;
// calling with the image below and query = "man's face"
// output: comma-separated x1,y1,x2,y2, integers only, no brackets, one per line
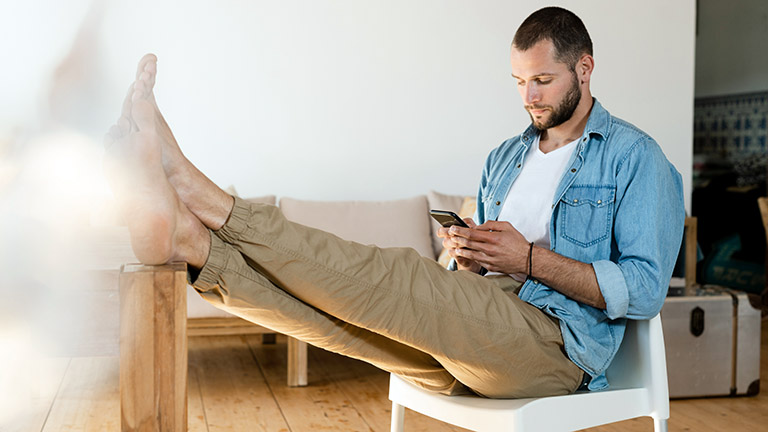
510,40,581,131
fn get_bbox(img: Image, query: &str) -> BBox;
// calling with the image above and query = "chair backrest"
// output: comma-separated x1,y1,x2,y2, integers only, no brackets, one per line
604,314,669,418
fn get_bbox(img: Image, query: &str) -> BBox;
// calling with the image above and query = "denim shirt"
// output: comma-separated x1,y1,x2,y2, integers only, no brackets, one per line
467,99,685,390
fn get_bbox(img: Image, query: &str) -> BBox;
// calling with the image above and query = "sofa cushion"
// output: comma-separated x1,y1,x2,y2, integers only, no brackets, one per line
244,195,277,205
427,190,473,258
436,196,477,268
279,196,435,259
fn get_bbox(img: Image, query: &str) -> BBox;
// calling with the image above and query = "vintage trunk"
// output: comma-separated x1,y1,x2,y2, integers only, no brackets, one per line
660,285,761,398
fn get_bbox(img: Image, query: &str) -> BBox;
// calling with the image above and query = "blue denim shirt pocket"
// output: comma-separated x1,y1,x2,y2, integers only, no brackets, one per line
559,185,616,247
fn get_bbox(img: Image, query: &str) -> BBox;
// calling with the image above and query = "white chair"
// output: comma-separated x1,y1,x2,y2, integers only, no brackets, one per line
389,314,669,432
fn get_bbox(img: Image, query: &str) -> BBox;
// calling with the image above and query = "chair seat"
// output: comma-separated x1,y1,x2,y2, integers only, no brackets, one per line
389,374,653,431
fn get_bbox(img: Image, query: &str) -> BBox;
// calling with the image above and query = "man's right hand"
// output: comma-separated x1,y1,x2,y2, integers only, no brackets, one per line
437,218,483,273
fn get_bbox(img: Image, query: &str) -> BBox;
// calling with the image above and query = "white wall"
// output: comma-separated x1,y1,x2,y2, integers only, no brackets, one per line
1,0,695,210
695,0,768,97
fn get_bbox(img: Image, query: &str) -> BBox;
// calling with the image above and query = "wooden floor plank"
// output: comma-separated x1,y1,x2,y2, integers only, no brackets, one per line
187,364,211,432
35,317,767,431
244,335,375,432
0,357,70,432
41,357,120,432
307,343,469,432
188,335,290,432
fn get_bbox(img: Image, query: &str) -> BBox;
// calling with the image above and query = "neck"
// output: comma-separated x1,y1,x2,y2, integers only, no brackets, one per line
540,95,594,151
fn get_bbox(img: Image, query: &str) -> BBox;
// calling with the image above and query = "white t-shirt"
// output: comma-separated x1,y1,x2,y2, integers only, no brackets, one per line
488,134,579,280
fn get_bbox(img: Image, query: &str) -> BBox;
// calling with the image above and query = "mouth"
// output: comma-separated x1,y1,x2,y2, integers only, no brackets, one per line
528,108,548,116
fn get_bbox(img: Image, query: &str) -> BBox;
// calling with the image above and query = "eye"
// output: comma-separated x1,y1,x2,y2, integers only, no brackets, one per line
536,79,552,85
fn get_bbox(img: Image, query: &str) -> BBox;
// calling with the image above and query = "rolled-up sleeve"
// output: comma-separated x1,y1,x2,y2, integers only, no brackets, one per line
598,137,685,320
593,259,629,319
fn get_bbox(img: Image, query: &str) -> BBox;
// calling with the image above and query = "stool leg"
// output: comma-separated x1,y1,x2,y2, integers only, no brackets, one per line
120,263,187,432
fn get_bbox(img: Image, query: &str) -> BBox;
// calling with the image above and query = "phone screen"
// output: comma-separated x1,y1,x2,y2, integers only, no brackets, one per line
430,210,469,228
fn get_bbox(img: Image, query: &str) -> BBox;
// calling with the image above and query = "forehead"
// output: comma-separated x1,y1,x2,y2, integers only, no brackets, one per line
510,39,569,78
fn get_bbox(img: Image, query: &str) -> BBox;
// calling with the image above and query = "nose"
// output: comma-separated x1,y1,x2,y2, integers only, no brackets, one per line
521,82,540,105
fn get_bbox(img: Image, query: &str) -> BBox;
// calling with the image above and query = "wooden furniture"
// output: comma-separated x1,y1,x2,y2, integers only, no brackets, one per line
683,217,698,293
119,263,308,431
187,317,307,387
754,193,767,316
119,263,307,432
120,263,188,432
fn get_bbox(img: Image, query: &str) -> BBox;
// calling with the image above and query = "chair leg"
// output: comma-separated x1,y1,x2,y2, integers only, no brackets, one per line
390,402,405,432
653,418,668,432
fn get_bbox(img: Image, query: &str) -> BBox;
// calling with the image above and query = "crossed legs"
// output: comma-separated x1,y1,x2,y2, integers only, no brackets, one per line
104,54,583,398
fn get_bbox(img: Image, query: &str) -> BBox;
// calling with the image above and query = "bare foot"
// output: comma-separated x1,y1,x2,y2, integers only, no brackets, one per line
104,93,209,267
119,54,234,230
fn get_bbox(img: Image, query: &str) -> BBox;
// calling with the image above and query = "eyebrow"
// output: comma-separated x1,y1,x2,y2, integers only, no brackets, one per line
510,73,557,80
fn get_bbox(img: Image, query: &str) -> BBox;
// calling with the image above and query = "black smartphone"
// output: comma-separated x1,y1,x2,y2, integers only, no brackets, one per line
430,209,469,228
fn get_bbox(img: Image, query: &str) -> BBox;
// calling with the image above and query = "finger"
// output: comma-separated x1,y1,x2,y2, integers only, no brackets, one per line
455,238,498,258
447,225,472,238
463,218,477,228
475,220,512,231
454,247,490,263
437,226,451,238
449,225,496,243
442,237,458,249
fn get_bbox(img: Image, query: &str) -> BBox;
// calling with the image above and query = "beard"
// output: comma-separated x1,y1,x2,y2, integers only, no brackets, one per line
527,73,581,131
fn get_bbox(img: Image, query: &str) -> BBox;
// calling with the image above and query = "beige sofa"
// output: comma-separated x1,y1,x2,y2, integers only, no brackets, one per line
185,190,472,386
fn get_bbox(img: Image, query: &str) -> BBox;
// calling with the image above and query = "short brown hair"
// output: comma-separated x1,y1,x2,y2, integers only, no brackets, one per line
512,7,593,70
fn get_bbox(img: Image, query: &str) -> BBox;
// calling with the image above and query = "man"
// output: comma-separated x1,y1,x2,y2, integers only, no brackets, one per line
105,6,684,399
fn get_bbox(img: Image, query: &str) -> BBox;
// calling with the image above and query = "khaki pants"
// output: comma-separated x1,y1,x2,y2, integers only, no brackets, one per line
192,196,583,398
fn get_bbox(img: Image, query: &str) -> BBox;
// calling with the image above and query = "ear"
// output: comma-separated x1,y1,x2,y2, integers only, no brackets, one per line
577,54,595,85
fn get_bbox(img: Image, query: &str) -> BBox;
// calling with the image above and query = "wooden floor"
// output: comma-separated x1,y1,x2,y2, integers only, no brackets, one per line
4,319,767,431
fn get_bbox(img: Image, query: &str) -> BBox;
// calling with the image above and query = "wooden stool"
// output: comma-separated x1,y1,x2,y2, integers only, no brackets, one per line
120,263,188,432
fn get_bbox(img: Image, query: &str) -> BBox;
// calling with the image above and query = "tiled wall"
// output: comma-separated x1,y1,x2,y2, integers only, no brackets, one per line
694,91,768,187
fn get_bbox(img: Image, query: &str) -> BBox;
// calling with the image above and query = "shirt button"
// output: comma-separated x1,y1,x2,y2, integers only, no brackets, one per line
597,200,602,204
517,163,521,168
496,201,501,205
533,280,539,285
571,168,577,173
573,199,578,203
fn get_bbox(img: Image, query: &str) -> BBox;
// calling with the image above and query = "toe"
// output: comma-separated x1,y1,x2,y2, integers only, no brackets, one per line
121,83,138,130
132,98,155,132
136,53,158,80
109,124,122,140
118,116,131,135
143,61,157,88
